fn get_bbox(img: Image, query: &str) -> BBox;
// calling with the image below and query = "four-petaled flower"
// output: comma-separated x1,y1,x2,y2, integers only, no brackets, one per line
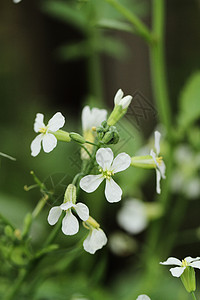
48,201,89,236
114,89,132,109
31,112,65,157
80,148,131,203
150,131,166,194
160,256,200,277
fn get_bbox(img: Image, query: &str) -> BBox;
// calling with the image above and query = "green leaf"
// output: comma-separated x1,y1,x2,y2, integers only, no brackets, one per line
178,72,200,129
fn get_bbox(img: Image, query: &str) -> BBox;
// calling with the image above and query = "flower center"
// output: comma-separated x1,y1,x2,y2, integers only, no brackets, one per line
182,259,189,267
39,126,47,134
156,156,163,166
99,168,113,180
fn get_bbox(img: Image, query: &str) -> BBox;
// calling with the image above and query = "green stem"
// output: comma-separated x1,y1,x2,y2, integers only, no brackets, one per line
191,292,197,300
4,269,27,300
104,0,153,44
150,0,172,136
32,194,49,219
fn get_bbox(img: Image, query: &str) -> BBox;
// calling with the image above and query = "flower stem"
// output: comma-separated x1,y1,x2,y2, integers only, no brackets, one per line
191,292,197,300
104,0,153,44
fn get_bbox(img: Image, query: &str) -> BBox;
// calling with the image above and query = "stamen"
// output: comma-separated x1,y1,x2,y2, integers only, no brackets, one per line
39,127,47,134
156,156,163,166
182,259,188,267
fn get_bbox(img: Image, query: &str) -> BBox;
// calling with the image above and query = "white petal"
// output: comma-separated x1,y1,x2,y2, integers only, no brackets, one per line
154,131,161,155
47,112,65,132
31,134,43,157
80,174,104,193
120,95,132,109
185,256,200,263
47,206,62,225
117,199,147,234
136,295,151,300
96,148,114,170
75,203,89,221
114,89,123,105
159,161,166,179
170,266,185,277
160,257,182,266
42,133,57,153
60,201,74,211
91,108,107,127
156,169,161,194
82,106,91,131
34,113,45,133
62,210,79,235
111,152,131,173
82,106,107,132
105,178,122,203
150,149,159,169
83,228,107,254
190,261,200,269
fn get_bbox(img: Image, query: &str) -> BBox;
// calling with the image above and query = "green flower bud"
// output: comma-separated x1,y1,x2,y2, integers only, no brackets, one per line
181,266,196,293
52,129,71,142
64,184,76,204
69,132,86,144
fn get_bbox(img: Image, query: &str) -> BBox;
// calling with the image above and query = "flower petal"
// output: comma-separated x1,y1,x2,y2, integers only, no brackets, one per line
47,206,62,225
114,89,123,105
120,95,132,109
111,152,131,173
136,295,151,300
156,169,161,194
47,112,65,132
96,148,114,170
62,210,79,235
75,203,89,221
80,174,104,193
160,257,182,266
83,228,107,254
185,256,200,263
31,134,43,157
82,106,107,132
42,133,57,153
60,201,74,211
190,261,200,269
105,178,122,203
34,113,45,133
170,266,185,277
159,161,166,179
154,131,161,155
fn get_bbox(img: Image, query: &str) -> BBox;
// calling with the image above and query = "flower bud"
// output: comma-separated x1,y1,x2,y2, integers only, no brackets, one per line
69,132,86,144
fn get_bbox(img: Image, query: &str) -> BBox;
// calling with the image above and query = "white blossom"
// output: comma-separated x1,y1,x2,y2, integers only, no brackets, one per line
82,106,107,132
150,131,166,194
114,89,132,109
31,112,65,157
83,227,107,254
117,199,148,234
13,0,22,3
160,256,200,277
80,148,131,203
48,201,89,236
136,295,151,300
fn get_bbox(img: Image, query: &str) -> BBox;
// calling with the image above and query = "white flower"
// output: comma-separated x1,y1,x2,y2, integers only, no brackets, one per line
117,199,148,234
83,227,107,254
136,295,151,300
13,0,22,3
160,256,200,277
150,131,166,194
31,112,65,157
48,201,89,236
114,89,132,109
82,106,107,132
80,148,131,203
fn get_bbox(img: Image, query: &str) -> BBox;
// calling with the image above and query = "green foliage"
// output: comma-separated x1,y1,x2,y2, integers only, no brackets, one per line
178,72,200,130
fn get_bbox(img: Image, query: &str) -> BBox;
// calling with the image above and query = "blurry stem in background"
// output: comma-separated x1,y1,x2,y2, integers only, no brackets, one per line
191,292,197,300
104,0,153,44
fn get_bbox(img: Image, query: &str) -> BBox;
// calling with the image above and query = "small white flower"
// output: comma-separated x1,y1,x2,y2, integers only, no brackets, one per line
136,295,151,300
83,227,107,254
150,131,166,194
114,89,132,109
48,201,89,236
13,0,22,3
82,106,107,132
117,199,148,234
31,112,65,157
80,148,131,203
160,256,200,277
